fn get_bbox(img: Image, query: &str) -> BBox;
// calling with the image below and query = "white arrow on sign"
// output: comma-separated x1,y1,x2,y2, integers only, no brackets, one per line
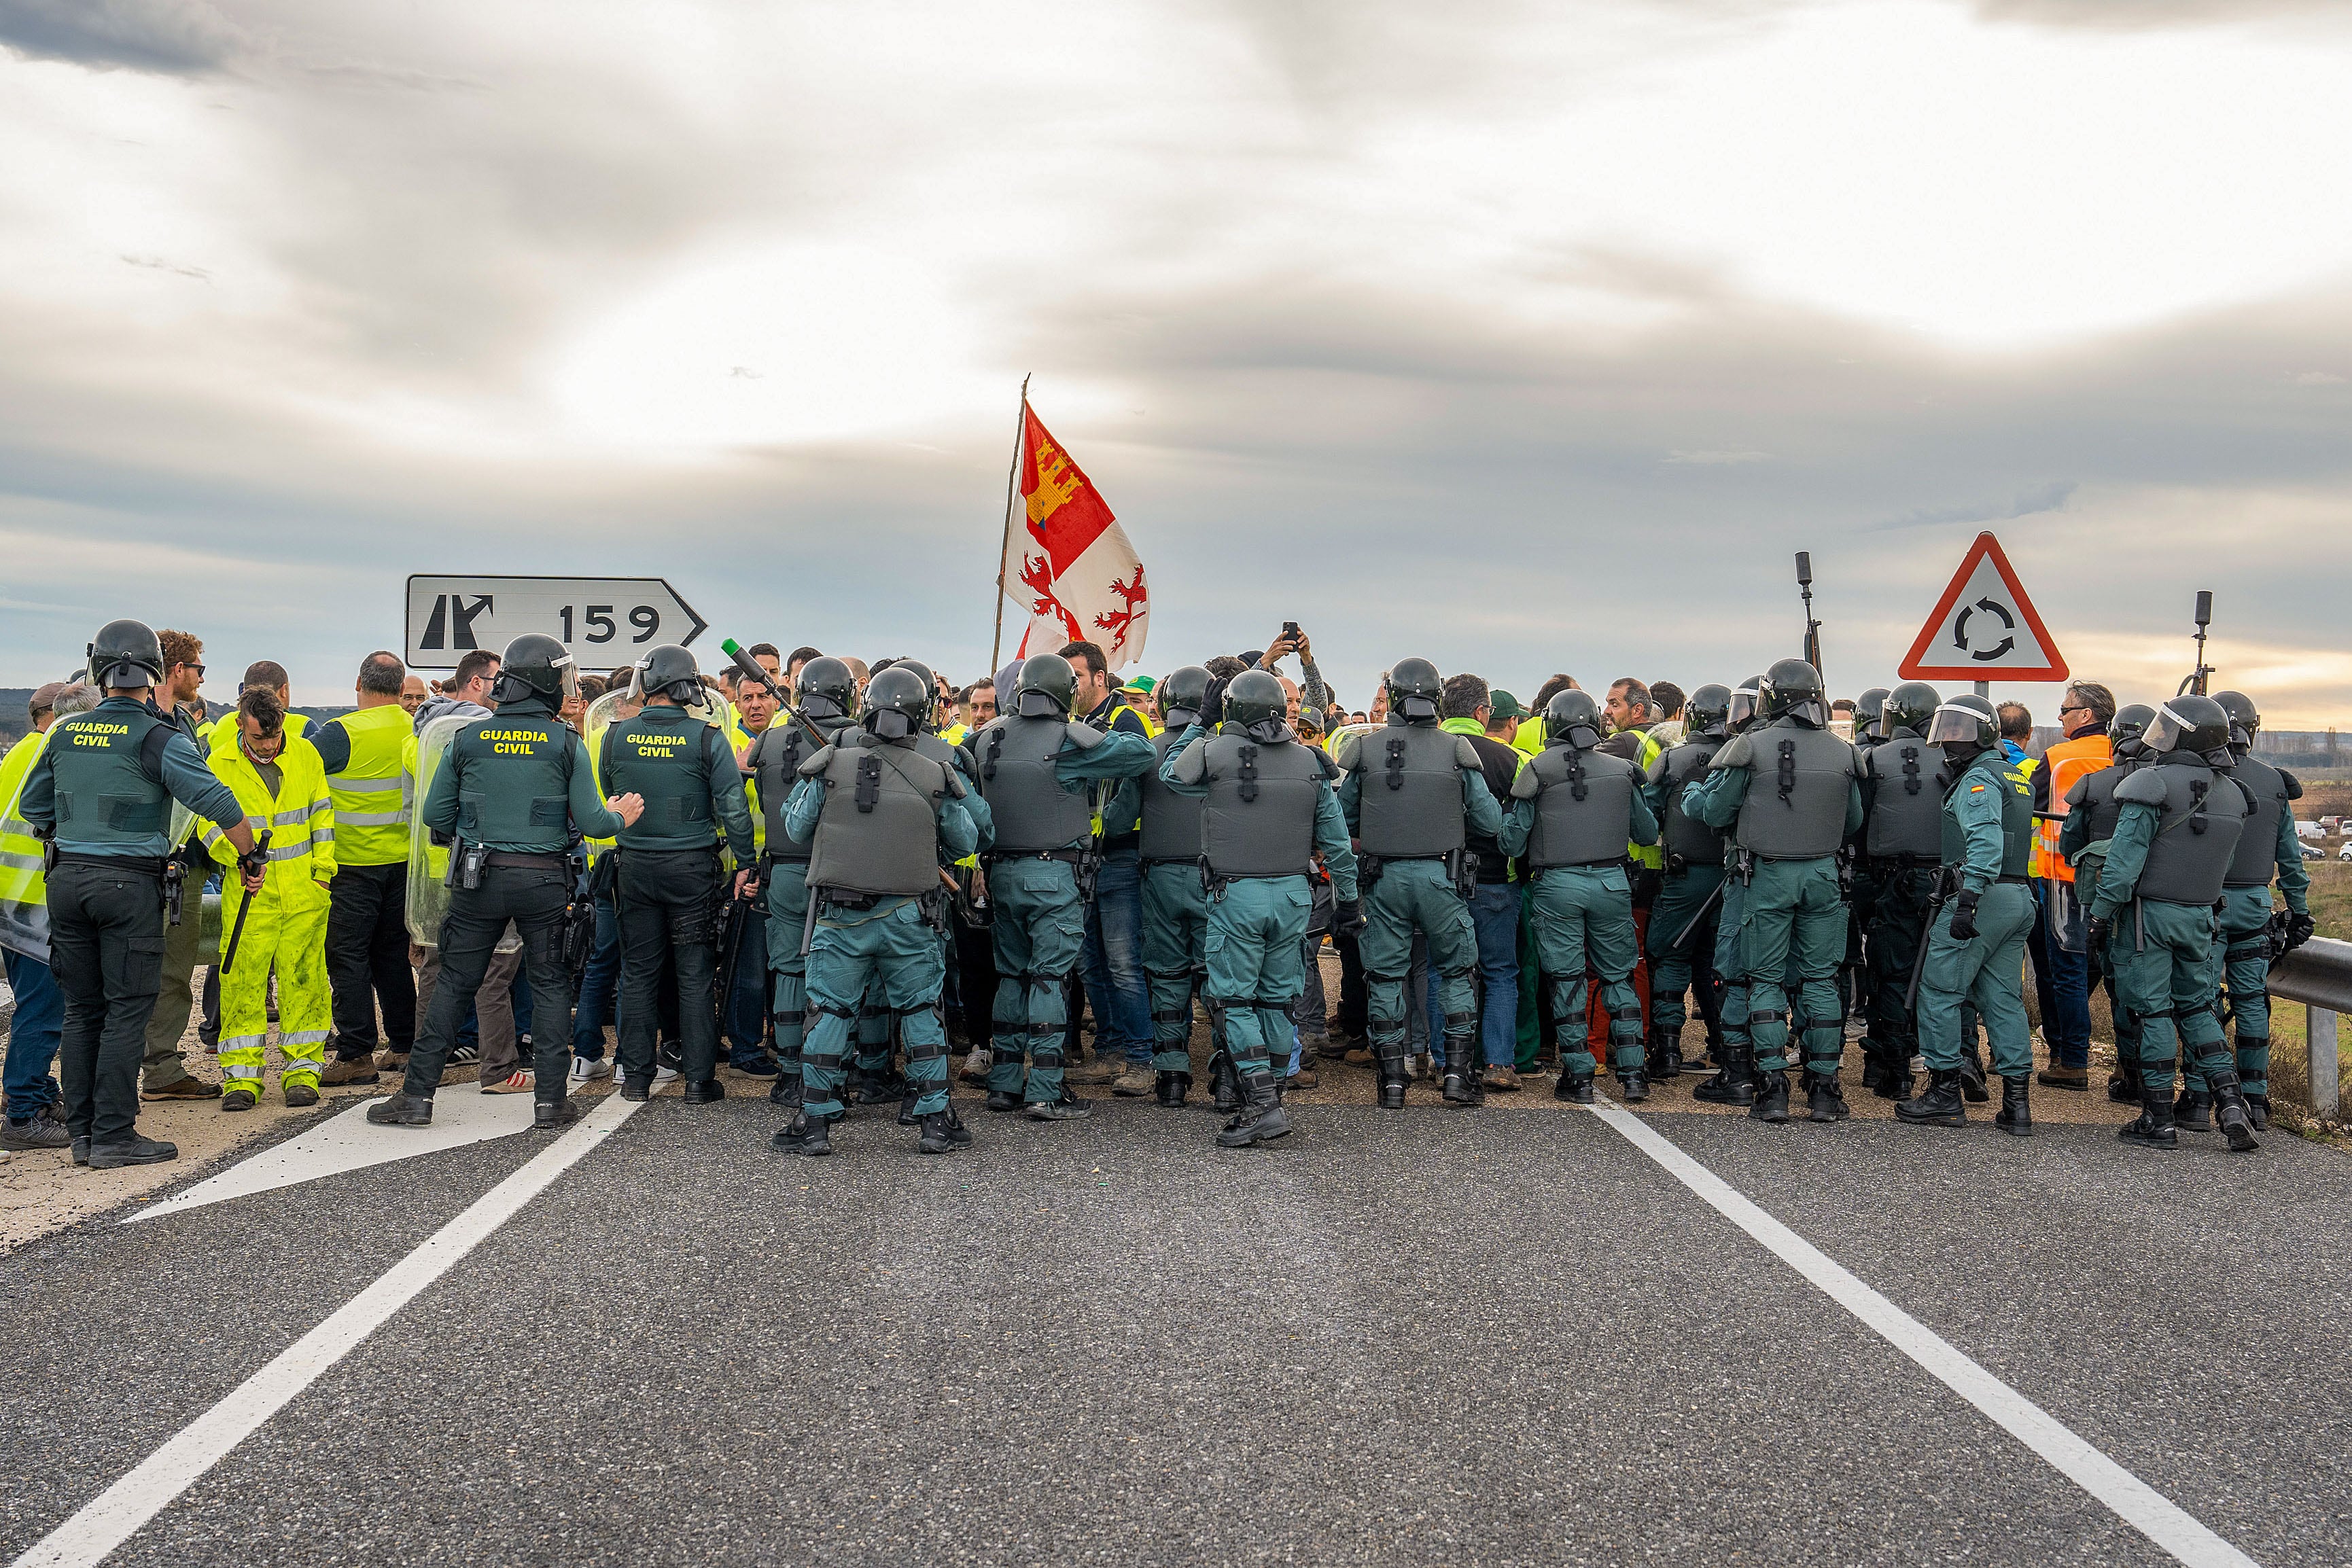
1897,531,2069,682
404,575,707,671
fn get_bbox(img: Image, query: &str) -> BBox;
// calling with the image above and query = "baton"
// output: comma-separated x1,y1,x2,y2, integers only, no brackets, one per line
1902,867,1953,1012
1666,874,1726,951
219,830,272,974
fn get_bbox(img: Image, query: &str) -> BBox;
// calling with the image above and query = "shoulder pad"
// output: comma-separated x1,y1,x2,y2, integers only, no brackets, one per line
2113,769,2168,807
1169,736,1209,785
1848,743,1868,779
1314,747,1340,781
1332,731,1363,772
942,766,967,800
1064,721,1105,751
795,744,837,779
1643,751,1671,787
1452,735,1482,770
1711,733,1754,770
2281,767,2304,800
1509,764,1543,802
2063,772,2093,807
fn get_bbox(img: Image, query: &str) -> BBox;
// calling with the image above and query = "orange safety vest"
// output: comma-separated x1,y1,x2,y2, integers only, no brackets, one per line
2031,732,2114,883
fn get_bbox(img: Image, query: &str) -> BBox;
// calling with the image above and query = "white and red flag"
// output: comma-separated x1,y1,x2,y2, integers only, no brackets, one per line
998,403,1149,671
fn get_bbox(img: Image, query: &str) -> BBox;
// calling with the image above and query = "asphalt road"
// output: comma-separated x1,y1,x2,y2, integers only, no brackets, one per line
3,1090,2347,1567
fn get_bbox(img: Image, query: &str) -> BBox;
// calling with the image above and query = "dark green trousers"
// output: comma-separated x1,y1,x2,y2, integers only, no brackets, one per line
48,859,168,1145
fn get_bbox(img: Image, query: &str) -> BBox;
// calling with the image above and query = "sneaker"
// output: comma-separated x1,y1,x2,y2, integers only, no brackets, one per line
652,1063,680,1087
569,1056,614,1084
482,1070,534,1094
1,1116,71,1151
731,1055,780,1077
88,1135,178,1169
1343,1047,1375,1067
1068,1055,1120,1086
958,1050,992,1087
1284,1065,1319,1090
374,1048,410,1073
1025,1094,1093,1121
141,1077,220,1101
1110,1065,1156,1097
1486,1067,1522,1093
447,1044,480,1067
319,1056,379,1087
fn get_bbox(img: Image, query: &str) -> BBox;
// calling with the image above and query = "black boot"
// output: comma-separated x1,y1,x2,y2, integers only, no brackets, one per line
1617,1067,1649,1104
1804,1070,1848,1123
2244,1091,2270,1133
984,1088,1025,1113
2206,1066,2261,1153
1649,1026,1683,1080
1216,1070,1293,1147
1748,1068,1789,1124
1155,1070,1191,1107
366,1091,434,1127
1993,1074,2031,1138
1560,1074,1596,1105
1441,1040,1478,1107
534,1097,582,1130
852,1067,905,1106
1692,1045,1755,1107
897,1088,922,1126
681,1079,725,1105
917,1110,965,1154
88,1135,177,1169
619,1077,651,1103
2107,1057,2140,1105
769,1070,802,1107
1860,1049,1886,1092
1376,1050,1409,1111
1895,1067,1967,1128
1958,1040,1989,1103
1210,1050,1242,1113
2174,1087,2213,1132
2118,1085,2177,1149
772,1112,832,1156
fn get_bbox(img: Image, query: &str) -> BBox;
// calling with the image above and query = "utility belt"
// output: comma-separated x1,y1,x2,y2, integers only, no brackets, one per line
1663,852,1723,878
1358,849,1475,899
1995,874,2031,885
447,844,565,891
1141,854,1196,868
1874,852,1942,870
986,847,1085,865
49,849,167,878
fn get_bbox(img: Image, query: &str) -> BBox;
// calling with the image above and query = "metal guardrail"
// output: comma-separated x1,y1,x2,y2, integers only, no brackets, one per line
2268,935,2349,1118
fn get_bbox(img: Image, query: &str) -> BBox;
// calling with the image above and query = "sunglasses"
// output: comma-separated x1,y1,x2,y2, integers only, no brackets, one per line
177,663,206,677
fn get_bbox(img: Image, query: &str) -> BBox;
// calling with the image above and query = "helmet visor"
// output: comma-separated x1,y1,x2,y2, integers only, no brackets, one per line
1925,704,1988,747
1726,690,1759,730
2141,702,2198,757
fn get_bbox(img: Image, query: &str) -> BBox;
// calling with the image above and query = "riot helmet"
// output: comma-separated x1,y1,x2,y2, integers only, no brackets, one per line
493,632,576,707
1544,689,1604,751
2141,695,2232,763
2212,690,2260,753
1160,665,1212,729
1925,693,1998,760
886,659,938,726
1760,658,1827,728
1015,652,1078,718
795,657,856,721
1385,658,1443,724
860,666,930,742
1855,688,1889,738
1725,677,1763,735
1222,670,1289,744
1880,681,1940,740
1683,683,1732,741
2110,703,2156,761
636,644,702,705
86,619,164,690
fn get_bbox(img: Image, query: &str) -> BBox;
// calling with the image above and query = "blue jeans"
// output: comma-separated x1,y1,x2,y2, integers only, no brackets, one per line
3,948,65,1121
1467,883,1521,1067
570,893,621,1061
1081,848,1153,1066
2037,883,2092,1069
724,899,771,1065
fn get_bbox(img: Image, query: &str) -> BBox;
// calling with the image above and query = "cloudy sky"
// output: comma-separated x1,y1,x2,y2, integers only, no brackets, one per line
2,0,2349,720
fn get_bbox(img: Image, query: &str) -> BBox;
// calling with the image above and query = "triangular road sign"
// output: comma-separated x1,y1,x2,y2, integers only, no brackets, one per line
1898,531,2069,682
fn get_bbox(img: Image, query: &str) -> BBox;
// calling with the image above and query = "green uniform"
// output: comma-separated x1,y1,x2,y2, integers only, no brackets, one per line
1131,726,1218,1077
1915,751,2035,1077
1643,736,1728,1051
748,715,849,1106
2201,754,2307,1100
1498,770,1660,1080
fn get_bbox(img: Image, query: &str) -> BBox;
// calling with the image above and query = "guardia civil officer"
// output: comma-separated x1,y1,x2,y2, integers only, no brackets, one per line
12,620,258,1166
1857,682,1946,1100
1502,690,1661,1103
1690,677,1763,1106
774,668,981,1156
372,635,643,1130
2059,704,2154,1105
1158,670,1359,1147
745,656,856,1113
599,645,756,1103
1894,694,2037,1134
1333,658,1503,1110
1684,660,1864,1124
1131,665,1219,1106
1853,690,1889,749
2201,692,2312,1130
1642,683,1732,1081
968,653,1154,1120
2088,696,2258,1152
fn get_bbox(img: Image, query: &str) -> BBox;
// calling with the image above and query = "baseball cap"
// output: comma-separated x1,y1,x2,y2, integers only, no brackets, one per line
1488,689,1527,721
29,681,67,717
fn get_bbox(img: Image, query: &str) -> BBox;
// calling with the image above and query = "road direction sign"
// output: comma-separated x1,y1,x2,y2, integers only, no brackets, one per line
1897,532,2068,683
404,576,707,671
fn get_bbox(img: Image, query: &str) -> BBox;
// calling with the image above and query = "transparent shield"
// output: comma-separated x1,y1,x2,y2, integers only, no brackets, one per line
2046,876,2088,953
404,713,464,949
580,687,735,872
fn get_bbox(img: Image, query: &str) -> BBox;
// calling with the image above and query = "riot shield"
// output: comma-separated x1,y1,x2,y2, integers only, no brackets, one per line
404,713,464,949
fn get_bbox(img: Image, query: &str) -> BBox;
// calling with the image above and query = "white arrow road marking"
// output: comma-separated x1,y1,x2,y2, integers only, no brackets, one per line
14,1092,644,1568
123,1091,542,1225
1584,1099,2259,1568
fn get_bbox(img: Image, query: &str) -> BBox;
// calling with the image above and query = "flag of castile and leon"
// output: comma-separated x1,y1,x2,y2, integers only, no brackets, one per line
1000,404,1150,671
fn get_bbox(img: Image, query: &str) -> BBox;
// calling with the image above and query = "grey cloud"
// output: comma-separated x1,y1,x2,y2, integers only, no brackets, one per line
1872,480,2076,531
0,0,247,73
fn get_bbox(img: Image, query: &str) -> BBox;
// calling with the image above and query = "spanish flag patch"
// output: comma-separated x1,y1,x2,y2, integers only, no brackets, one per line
1970,784,1986,793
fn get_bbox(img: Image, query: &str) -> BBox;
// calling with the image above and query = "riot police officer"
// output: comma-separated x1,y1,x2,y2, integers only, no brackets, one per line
599,645,755,1103
774,668,981,1156
1643,683,1731,1081
744,656,856,1113
1895,694,2037,1134
2089,696,2258,1151
1132,665,1218,1106
1853,689,1889,749
968,653,1154,1120
1857,681,1946,1100
1159,670,1359,1147
2203,692,2313,1129
12,620,258,1167
1333,658,1503,1109
1685,660,1863,1124
1503,690,1661,1103
372,635,643,1130
1690,676,1763,1106
2060,704,2153,1105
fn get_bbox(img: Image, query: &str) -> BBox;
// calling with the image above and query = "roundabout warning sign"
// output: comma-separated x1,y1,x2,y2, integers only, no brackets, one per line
1897,531,2069,683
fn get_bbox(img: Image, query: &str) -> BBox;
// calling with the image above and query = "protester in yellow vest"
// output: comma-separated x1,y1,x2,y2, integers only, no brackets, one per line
306,652,420,1086
203,688,337,1109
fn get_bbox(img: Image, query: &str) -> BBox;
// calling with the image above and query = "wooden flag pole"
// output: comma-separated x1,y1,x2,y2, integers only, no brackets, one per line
989,374,1032,675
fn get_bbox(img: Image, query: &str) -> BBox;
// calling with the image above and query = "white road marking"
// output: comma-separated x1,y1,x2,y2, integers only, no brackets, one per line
124,1092,541,1224
1585,1099,2258,1568
13,1093,644,1568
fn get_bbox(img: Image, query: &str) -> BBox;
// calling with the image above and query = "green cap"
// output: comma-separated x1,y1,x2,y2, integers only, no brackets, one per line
1488,689,1526,721
1124,674,1157,694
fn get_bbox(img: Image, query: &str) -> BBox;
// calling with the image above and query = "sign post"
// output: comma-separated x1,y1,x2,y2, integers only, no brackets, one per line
404,576,707,671
1896,532,2068,695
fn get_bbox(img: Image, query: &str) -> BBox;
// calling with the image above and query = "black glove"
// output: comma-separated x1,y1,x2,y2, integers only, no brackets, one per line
1334,897,1365,934
2286,912,2316,953
1948,891,1979,942
2085,914,2112,956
